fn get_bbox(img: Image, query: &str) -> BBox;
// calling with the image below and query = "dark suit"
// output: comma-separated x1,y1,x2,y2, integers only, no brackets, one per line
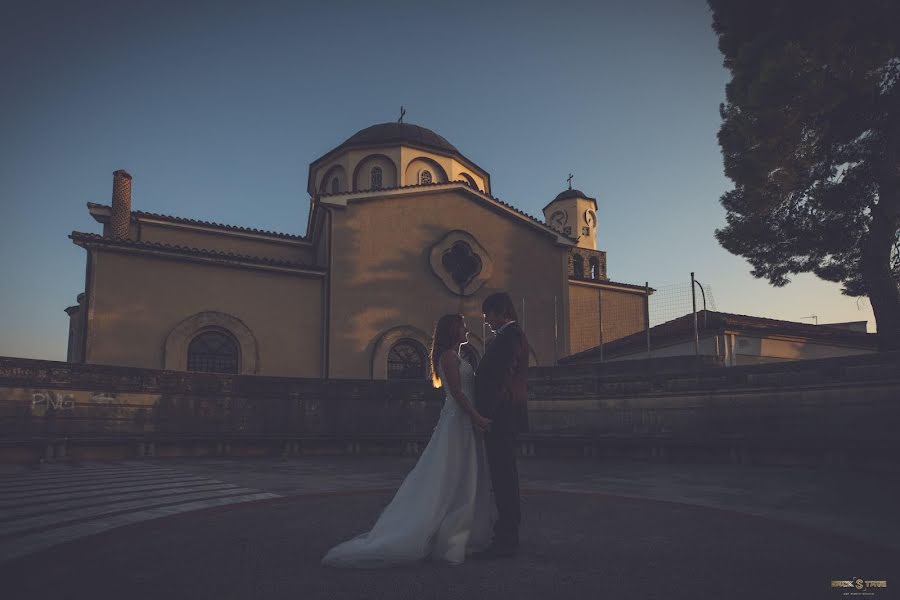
474,321,530,548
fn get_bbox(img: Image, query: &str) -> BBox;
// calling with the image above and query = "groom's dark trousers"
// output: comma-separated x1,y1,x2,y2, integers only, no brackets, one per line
475,322,530,549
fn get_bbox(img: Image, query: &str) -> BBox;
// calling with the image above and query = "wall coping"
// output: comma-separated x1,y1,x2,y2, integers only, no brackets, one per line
1,350,897,398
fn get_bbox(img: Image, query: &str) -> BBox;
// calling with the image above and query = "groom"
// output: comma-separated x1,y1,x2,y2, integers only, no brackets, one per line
472,291,530,559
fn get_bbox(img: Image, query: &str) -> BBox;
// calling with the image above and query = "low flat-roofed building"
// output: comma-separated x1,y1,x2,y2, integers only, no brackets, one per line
560,310,877,367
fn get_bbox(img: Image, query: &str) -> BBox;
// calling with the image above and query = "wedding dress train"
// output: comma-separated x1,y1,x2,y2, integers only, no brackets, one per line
321,356,496,567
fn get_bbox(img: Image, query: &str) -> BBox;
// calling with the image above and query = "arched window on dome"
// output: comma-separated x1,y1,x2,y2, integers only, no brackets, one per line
419,170,433,185
589,257,600,280
331,178,339,194
371,166,383,190
187,330,239,374
572,254,585,279
387,339,427,380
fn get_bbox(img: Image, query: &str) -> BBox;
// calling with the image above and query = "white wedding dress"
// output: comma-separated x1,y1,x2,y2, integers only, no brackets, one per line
321,354,496,568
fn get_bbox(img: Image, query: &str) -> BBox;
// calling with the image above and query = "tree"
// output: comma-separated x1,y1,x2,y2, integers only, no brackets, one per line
709,0,900,350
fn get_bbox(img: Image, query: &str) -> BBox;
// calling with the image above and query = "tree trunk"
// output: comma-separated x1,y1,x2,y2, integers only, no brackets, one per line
863,174,900,351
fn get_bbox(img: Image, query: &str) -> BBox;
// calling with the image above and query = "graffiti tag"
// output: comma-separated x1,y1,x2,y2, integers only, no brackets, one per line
91,392,116,405
31,391,75,410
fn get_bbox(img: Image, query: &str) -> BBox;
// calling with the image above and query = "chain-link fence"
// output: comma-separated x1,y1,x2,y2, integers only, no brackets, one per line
550,273,719,364
475,275,719,366
649,280,717,327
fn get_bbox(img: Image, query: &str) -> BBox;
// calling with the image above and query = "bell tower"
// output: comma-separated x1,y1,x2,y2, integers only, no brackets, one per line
542,176,598,250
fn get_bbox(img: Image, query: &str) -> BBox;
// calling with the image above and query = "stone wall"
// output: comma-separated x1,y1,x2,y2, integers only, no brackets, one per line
1,352,898,469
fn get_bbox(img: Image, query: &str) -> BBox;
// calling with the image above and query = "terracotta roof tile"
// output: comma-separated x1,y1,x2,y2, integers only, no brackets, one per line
87,203,307,241
569,277,653,292
69,231,322,271
317,181,578,242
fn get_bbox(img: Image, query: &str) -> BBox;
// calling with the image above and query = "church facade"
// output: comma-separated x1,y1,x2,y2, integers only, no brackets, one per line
65,123,649,380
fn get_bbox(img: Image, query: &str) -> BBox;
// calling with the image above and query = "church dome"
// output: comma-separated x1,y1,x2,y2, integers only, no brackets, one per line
309,120,491,196
335,122,460,156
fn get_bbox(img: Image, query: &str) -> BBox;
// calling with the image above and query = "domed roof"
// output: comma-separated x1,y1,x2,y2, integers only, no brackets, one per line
543,187,597,212
335,122,459,155
553,188,587,202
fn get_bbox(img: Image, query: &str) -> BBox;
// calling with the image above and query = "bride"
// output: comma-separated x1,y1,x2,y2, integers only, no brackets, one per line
321,314,497,567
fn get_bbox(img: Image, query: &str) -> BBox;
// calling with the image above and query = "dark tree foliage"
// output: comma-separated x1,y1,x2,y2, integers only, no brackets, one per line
709,0,900,349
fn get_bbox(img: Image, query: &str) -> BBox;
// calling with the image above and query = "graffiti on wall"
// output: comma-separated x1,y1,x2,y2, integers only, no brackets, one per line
30,391,118,410
31,391,75,410
91,392,116,405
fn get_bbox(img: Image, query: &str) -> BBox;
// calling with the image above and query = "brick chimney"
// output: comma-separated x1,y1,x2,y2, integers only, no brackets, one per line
110,169,132,239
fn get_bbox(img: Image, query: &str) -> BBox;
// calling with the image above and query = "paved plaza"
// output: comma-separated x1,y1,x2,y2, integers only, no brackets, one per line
1,456,897,599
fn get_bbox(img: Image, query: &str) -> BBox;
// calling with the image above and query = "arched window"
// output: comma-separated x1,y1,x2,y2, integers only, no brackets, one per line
589,257,600,280
371,166,383,190
387,339,427,380
572,254,585,279
419,170,433,185
187,330,239,373
460,344,479,370
331,178,339,194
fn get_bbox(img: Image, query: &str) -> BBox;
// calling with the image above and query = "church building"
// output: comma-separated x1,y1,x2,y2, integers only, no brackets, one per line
65,122,650,380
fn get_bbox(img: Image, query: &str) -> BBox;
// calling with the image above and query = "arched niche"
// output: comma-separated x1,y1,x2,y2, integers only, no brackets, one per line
456,171,480,190
164,311,260,374
588,256,600,280
572,253,585,279
353,154,398,191
318,164,348,195
371,325,432,380
404,156,448,186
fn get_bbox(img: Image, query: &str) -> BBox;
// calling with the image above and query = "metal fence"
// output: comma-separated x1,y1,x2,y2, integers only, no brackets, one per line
534,273,719,364
474,274,718,366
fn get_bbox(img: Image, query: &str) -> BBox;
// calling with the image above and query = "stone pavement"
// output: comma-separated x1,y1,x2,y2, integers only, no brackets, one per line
1,456,898,599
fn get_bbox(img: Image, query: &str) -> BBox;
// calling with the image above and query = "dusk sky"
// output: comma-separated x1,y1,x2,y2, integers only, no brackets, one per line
0,0,875,361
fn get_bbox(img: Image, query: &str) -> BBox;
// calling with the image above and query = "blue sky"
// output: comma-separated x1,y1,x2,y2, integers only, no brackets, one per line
0,0,875,361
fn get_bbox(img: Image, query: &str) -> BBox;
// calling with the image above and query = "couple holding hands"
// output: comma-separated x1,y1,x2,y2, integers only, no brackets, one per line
322,292,530,567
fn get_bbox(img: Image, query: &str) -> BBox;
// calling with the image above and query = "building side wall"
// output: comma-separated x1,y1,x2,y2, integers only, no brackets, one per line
567,285,600,355
607,336,719,362
600,288,647,344
566,283,648,356
327,190,566,378
608,333,874,365
756,336,874,361
85,250,323,377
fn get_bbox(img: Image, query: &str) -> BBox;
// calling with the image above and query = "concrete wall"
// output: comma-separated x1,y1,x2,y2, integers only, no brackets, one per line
1,351,897,468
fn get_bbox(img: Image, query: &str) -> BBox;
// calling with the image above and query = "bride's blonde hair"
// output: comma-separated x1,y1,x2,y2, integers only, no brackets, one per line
430,314,463,388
